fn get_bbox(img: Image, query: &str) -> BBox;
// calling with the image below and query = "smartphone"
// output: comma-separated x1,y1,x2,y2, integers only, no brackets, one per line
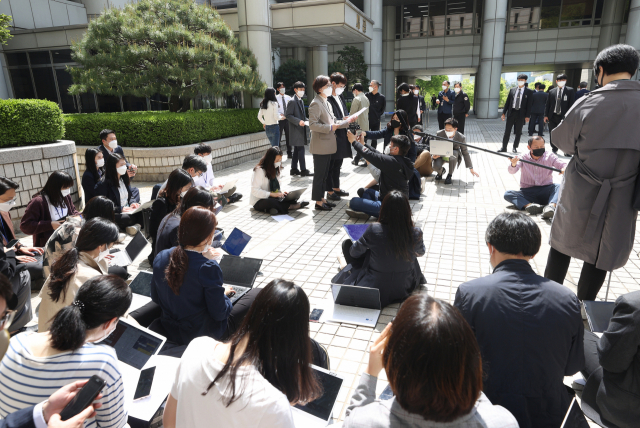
134,366,156,400
6,239,18,248
309,308,324,322
356,130,363,137
59,375,105,421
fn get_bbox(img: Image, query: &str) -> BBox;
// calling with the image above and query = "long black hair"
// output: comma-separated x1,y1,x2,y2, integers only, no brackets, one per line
158,186,216,240
102,152,130,188
260,88,278,109
84,148,102,179
203,279,321,406
387,109,410,134
159,169,193,207
378,190,416,261
83,196,115,222
48,218,119,303
49,275,131,351
254,146,282,180
38,171,74,208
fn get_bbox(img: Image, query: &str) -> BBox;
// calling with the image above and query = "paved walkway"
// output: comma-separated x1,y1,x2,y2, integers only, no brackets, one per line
20,112,640,425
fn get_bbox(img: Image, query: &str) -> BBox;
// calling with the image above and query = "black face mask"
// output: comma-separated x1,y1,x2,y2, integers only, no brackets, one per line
390,120,401,128
531,148,545,157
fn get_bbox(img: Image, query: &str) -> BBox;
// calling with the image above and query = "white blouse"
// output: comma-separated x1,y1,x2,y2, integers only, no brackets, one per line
44,195,67,220
250,166,282,206
257,101,281,126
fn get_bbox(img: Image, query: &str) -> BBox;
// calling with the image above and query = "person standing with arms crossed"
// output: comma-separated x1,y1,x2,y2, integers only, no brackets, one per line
436,80,454,130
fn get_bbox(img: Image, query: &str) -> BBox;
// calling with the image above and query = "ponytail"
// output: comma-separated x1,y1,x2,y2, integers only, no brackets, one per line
165,246,189,295
49,248,81,302
49,303,86,351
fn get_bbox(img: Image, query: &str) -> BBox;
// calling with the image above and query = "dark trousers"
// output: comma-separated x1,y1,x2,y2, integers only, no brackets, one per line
528,114,545,136
548,114,563,152
312,154,332,201
342,240,365,268
453,113,466,134
544,247,608,301
501,112,525,150
355,122,379,163
253,198,295,214
225,288,261,337
9,270,32,333
292,146,306,171
326,158,343,191
437,111,451,130
503,183,560,210
115,211,143,230
279,119,291,156
581,329,601,381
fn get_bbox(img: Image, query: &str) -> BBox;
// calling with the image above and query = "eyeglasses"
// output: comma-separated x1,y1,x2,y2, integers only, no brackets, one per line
0,310,16,331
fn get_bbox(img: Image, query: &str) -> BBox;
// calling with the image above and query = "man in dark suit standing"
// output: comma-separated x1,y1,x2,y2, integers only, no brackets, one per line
414,86,427,126
436,80,455,130
454,212,584,428
356,80,385,166
528,83,548,137
544,74,575,153
452,82,471,135
575,81,590,100
499,74,533,153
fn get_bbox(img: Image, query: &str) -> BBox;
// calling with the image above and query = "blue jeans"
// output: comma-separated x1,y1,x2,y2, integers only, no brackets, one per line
504,183,560,210
349,188,381,217
265,124,280,147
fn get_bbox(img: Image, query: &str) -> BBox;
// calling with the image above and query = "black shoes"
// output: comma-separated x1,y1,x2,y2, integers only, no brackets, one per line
228,193,243,203
334,189,349,197
324,201,337,208
299,201,309,208
497,148,507,153
444,175,453,185
512,148,518,153
435,168,446,181
351,159,359,166
327,192,341,201
290,168,301,176
301,170,314,177
315,203,332,211
357,188,365,198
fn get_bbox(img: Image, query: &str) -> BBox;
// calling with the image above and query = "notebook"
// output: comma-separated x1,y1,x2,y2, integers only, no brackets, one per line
430,139,455,157
221,228,251,256
343,224,369,242
292,365,343,427
218,255,262,304
583,300,615,333
109,231,149,267
321,284,382,328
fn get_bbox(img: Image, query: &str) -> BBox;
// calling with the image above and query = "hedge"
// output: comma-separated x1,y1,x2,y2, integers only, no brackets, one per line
0,99,65,148
64,109,264,147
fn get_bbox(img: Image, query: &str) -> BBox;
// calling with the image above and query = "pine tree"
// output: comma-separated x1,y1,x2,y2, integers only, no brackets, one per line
0,0,12,46
68,0,265,112
335,46,368,87
274,59,306,93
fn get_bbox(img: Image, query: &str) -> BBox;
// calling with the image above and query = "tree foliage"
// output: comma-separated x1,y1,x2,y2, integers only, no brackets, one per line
335,46,368,87
274,59,306,93
416,75,450,99
0,0,12,46
68,0,265,112
328,61,345,77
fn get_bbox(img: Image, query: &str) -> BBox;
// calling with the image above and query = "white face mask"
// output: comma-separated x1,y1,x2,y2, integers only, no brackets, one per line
384,145,391,155
116,165,128,176
108,140,118,149
401,93,409,96
61,188,71,197
413,90,419,95
0,198,16,213
180,190,188,198
368,86,374,92
518,81,525,87
445,130,455,138
454,87,461,93
94,245,110,263
335,87,345,96
94,322,117,344
442,85,447,91
203,154,213,165
297,91,305,98
557,81,566,88
279,88,285,94
274,161,281,168
96,158,105,168
322,86,333,96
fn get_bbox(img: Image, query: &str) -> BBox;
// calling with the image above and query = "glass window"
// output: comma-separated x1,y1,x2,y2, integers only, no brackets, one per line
623,0,630,23
561,0,594,21
446,0,474,35
540,0,560,28
428,1,446,37
396,6,402,37
96,95,122,112
51,49,74,64
28,51,52,66
509,0,541,31
54,68,78,113
9,69,35,99
79,93,97,113
32,68,59,103
150,94,169,111
476,0,482,32
403,4,426,37
5,53,28,67
122,96,148,111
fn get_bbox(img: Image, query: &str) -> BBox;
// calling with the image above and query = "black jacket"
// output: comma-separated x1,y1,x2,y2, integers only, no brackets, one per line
396,95,420,126
583,290,640,428
365,92,386,125
503,87,534,118
418,95,426,114
351,141,414,198
93,178,133,214
155,214,180,257
326,95,352,160
81,169,102,202
545,86,576,118
149,197,177,254
0,406,36,428
575,88,590,100
454,259,584,428
530,91,549,115
452,91,471,115
365,127,416,162
98,144,130,166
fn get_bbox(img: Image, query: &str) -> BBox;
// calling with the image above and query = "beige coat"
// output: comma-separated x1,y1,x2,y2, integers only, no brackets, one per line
308,95,349,155
38,251,109,332
350,92,370,131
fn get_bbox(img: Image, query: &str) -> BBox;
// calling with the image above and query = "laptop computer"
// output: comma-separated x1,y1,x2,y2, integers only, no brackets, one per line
284,187,307,202
292,365,343,427
323,284,382,328
109,231,149,267
221,228,251,256
430,139,455,157
560,397,588,428
219,179,238,193
218,255,262,304
583,300,615,333
103,317,166,370
343,224,369,242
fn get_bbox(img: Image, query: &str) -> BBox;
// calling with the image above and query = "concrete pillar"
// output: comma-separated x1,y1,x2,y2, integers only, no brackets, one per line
294,47,306,62
597,0,626,54
382,5,396,113
306,46,328,99
0,56,11,100
627,0,640,80
363,0,383,84
237,0,273,107
475,0,508,119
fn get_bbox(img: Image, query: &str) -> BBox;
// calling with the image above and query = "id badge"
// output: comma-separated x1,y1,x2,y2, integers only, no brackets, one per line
564,95,567,101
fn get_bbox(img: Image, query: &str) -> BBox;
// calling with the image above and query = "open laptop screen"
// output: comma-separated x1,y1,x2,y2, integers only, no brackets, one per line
221,228,251,256
126,232,149,261
103,319,164,370
332,285,381,310
129,271,153,297
218,255,262,287
294,366,343,421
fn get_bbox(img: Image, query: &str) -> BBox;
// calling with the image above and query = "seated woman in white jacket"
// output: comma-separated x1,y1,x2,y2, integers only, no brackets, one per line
250,147,309,215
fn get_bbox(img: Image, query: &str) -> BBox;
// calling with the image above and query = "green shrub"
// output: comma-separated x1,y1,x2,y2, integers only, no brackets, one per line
64,109,264,147
0,99,65,147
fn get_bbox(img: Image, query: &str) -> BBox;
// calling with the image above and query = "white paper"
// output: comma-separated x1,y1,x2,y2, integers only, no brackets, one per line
125,200,153,215
124,355,180,421
304,120,309,127
272,214,294,222
348,107,368,119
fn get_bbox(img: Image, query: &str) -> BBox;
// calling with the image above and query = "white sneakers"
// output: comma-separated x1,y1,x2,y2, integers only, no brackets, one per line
525,203,556,218
542,204,556,219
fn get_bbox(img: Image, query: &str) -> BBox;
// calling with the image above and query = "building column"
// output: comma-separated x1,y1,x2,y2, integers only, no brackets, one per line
475,0,507,119
597,0,626,54
363,0,383,84
382,5,396,113
0,56,11,100
294,47,306,62
237,0,273,108
627,0,640,80
306,46,328,98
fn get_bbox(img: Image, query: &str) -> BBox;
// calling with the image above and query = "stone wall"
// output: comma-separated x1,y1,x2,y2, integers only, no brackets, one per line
0,141,81,228
77,131,273,183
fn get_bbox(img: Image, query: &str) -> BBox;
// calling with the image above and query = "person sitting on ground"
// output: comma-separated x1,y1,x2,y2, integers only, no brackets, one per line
0,275,130,428
361,110,416,161
285,81,313,177
38,218,119,332
162,279,322,428
579,290,640,428
250,147,309,215
412,124,434,194
432,118,479,185
97,129,140,204
345,133,414,220
20,171,80,249
81,148,104,202
149,169,193,260
193,143,243,202
42,195,127,280
155,155,208,199
343,294,518,428
152,207,260,346
94,153,142,235
504,136,566,218
333,191,425,307
454,212,584,428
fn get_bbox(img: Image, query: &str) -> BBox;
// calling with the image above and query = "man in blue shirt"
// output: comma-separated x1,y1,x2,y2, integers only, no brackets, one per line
436,80,455,130
575,81,590,100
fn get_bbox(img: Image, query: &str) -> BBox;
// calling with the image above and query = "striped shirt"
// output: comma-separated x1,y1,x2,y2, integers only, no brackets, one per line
508,151,566,189
0,333,128,428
